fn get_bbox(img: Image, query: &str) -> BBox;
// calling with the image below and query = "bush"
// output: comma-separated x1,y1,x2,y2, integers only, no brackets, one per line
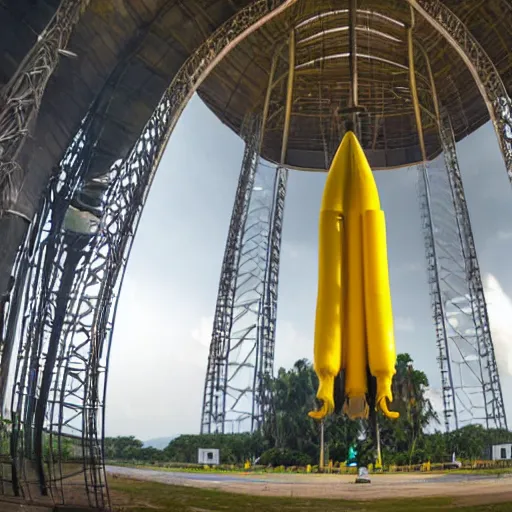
259,448,312,467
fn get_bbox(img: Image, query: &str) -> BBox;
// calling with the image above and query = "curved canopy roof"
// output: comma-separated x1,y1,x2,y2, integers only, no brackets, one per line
198,0,512,170
1,0,511,219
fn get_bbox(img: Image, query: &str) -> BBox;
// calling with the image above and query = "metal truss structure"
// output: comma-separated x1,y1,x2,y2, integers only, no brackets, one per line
409,0,512,182
201,22,295,436
0,0,90,211
410,3,508,432
201,118,288,434
418,163,455,432
0,0,511,509
417,113,507,431
0,0,296,507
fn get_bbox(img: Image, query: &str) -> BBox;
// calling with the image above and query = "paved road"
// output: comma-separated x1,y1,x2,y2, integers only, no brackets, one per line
106,465,511,486
107,466,296,485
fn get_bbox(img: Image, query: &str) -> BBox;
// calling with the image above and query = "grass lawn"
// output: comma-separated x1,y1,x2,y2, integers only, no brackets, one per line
109,478,512,512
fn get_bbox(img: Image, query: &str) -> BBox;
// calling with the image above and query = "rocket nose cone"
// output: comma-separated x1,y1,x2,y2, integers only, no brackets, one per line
343,130,358,144
341,130,362,154
330,130,365,174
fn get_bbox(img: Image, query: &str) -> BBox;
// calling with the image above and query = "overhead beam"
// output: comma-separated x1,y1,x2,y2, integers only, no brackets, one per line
349,0,358,110
260,52,279,151
280,29,296,164
407,7,427,162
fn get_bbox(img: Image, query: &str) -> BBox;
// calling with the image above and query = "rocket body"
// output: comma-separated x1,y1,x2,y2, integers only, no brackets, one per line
309,131,399,421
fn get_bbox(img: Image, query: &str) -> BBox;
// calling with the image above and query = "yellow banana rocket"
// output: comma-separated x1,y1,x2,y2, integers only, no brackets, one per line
309,131,399,422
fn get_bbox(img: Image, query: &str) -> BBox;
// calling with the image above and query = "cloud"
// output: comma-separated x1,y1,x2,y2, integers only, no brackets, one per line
400,262,423,273
106,277,211,439
424,387,443,410
395,316,416,332
496,230,512,241
424,387,444,431
274,320,313,371
483,274,512,377
191,316,214,351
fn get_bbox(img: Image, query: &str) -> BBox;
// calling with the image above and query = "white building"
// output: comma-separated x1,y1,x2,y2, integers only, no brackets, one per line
490,443,512,461
198,448,220,465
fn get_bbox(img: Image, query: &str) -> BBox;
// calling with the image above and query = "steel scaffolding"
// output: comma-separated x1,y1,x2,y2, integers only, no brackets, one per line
200,125,288,433
200,26,294,435
418,116,507,430
410,7,508,431
0,0,90,211
418,164,456,432
0,2,294,506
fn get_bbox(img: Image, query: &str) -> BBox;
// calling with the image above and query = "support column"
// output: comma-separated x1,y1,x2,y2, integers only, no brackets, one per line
254,31,294,432
1,0,297,506
202,30,293,434
200,126,289,435
348,0,358,130
438,111,507,430
417,166,457,432
200,118,262,435
7,119,106,504
409,11,456,431
415,38,507,430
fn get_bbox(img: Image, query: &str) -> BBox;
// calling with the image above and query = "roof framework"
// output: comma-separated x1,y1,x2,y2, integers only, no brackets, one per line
199,0,512,170
0,0,510,213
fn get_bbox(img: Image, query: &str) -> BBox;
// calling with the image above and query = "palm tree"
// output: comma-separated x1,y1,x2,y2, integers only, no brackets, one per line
379,353,438,464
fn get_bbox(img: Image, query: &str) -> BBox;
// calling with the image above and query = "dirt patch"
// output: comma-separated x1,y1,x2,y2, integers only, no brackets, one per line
213,477,512,502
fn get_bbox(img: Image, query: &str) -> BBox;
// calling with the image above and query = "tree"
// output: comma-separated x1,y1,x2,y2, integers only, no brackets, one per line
103,357,510,468
264,359,360,465
377,354,438,464
164,433,259,464
104,436,144,460
265,359,319,460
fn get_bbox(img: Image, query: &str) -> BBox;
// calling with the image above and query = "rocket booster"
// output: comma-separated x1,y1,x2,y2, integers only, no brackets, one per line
309,131,399,421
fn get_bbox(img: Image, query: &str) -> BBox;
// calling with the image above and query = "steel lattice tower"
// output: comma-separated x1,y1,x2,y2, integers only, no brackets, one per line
200,134,288,434
201,33,294,434
411,36,508,431
416,110,507,430
418,143,507,431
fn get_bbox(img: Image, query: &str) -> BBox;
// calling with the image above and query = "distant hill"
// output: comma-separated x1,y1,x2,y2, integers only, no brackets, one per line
143,437,174,450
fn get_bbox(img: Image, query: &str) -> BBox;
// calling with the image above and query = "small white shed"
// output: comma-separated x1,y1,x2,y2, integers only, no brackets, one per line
491,443,512,461
198,448,220,465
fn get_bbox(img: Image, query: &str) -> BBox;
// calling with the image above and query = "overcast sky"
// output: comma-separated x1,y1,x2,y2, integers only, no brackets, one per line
105,95,512,441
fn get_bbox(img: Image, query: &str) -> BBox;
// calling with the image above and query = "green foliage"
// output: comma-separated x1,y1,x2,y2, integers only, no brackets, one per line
264,359,361,464
42,434,75,462
105,436,162,462
259,448,312,466
378,353,439,464
104,356,512,468
0,415,11,455
164,433,260,464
